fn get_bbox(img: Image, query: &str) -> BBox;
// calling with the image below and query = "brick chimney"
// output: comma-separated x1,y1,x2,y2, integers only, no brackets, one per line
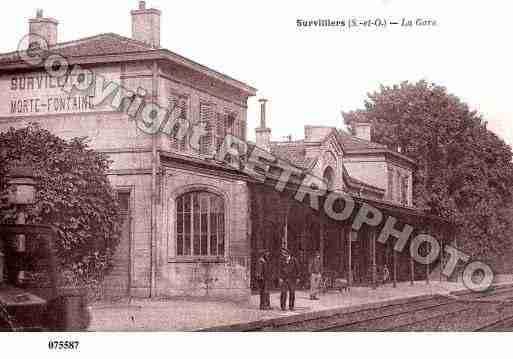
131,1,161,48
29,9,58,48
352,122,372,141
255,99,271,152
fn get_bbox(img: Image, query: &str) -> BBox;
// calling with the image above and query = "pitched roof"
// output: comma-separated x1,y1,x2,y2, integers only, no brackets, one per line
269,138,384,194
269,127,413,168
53,33,154,57
269,140,314,169
334,129,416,165
336,129,387,151
0,33,153,63
0,33,256,95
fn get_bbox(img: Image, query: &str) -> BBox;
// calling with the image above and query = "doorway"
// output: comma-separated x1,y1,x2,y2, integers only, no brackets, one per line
102,190,132,299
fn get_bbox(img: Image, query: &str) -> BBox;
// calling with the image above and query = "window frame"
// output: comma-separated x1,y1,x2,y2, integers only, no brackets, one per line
198,100,215,155
387,167,394,200
322,166,335,191
168,92,190,152
171,189,227,262
401,175,409,206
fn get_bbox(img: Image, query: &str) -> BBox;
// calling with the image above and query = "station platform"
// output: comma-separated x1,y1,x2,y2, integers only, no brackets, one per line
88,280,479,331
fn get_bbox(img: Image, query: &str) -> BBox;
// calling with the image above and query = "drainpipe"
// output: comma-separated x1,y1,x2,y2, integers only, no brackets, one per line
150,60,159,297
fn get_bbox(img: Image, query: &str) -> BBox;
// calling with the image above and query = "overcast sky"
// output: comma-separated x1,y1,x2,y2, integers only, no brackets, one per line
2,0,512,146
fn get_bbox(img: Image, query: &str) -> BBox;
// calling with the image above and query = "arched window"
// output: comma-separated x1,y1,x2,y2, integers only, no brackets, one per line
176,191,225,257
323,166,335,190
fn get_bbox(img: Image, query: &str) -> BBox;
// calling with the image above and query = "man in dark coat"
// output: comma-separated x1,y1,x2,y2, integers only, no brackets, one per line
278,248,300,311
256,249,271,310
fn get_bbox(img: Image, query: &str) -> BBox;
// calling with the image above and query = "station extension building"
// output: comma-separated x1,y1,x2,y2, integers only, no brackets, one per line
0,2,453,301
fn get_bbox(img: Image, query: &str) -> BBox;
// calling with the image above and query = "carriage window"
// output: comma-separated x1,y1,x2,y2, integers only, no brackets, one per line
176,191,225,257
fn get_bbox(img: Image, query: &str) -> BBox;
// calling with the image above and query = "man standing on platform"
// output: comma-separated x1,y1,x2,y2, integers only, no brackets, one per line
256,249,271,310
279,248,300,311
309,251,322,300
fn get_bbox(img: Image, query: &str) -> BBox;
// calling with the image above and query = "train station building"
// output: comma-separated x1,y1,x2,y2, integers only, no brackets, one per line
0,2,452,301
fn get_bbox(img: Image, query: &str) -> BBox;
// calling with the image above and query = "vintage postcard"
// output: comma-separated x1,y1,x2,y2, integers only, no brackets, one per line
0,0,512,357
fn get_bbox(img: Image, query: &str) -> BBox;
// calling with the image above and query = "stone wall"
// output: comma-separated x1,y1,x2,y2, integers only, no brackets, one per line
344,154,388,190
156,164,251,301
344,154,413,205
0,53,252,300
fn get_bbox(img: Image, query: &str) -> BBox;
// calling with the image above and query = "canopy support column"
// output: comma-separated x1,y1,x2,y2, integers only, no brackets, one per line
320,221,324,272
393,241,397,288
371,229,377,289
410,244,415,285
348,230,353,287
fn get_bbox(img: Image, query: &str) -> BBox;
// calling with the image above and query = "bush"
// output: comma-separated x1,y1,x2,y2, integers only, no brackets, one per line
0,124,122,288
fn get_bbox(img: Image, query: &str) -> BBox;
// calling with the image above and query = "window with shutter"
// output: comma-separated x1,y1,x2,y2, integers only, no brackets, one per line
199,101,215,155
388,168,394,200
401,176,408,206
223,109,246,155
215,112,226,152
240,119,246,141
225,110,235,136
169,94,189,151
395,170,401,203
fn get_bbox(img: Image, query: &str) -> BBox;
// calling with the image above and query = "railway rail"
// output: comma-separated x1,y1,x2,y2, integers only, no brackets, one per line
243,285,513,332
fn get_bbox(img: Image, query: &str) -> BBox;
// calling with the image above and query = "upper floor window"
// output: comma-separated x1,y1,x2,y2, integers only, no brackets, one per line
169,94,189,151
199,101,215,155
386,166,410,205
213,109,244,153
387,168,394,200
395,170,402,203
323,166,335,190
401,176,409,206
176,191,225,257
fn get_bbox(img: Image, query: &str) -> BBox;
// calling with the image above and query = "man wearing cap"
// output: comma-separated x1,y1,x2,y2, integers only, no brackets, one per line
256,249,271,310
309,251,322,300
278,248,300,311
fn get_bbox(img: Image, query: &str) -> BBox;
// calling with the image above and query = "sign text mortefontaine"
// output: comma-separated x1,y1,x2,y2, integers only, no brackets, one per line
0,68,119,117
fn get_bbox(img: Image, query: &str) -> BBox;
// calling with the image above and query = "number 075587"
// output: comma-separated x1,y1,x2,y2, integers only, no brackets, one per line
48,340,79,350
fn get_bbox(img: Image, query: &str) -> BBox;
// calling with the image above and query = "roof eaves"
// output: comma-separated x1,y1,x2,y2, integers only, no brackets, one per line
159,150,252,180
344,148,417,166
159,48,256,96
0,33,257,96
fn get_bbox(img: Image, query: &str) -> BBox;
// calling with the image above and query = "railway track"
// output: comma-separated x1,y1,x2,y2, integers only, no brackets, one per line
249,285,513,332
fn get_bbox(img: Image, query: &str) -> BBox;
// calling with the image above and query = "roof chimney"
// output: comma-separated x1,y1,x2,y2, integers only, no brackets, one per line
131,1,161,48
351,122,372,142
255,98,271,152
29,9,58,47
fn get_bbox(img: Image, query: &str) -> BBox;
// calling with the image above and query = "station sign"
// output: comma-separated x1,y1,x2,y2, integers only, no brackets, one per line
0,67,120,117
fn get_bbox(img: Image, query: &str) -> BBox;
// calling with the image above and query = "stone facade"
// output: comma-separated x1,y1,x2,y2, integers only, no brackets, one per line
0,4,256,301
0,3,425,302
344,153,413,206
157,164,250,301
268,125,414,204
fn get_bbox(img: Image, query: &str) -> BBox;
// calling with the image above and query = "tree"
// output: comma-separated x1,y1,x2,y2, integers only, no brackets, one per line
0,124,122,286
344,80,513,258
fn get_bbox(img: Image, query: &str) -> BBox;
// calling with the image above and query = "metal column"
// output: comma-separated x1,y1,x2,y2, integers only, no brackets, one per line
393,241,397,288
348,230,353,286
410,240,415,286
319,221,324,271
426,226,430,285
371,230,377,289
